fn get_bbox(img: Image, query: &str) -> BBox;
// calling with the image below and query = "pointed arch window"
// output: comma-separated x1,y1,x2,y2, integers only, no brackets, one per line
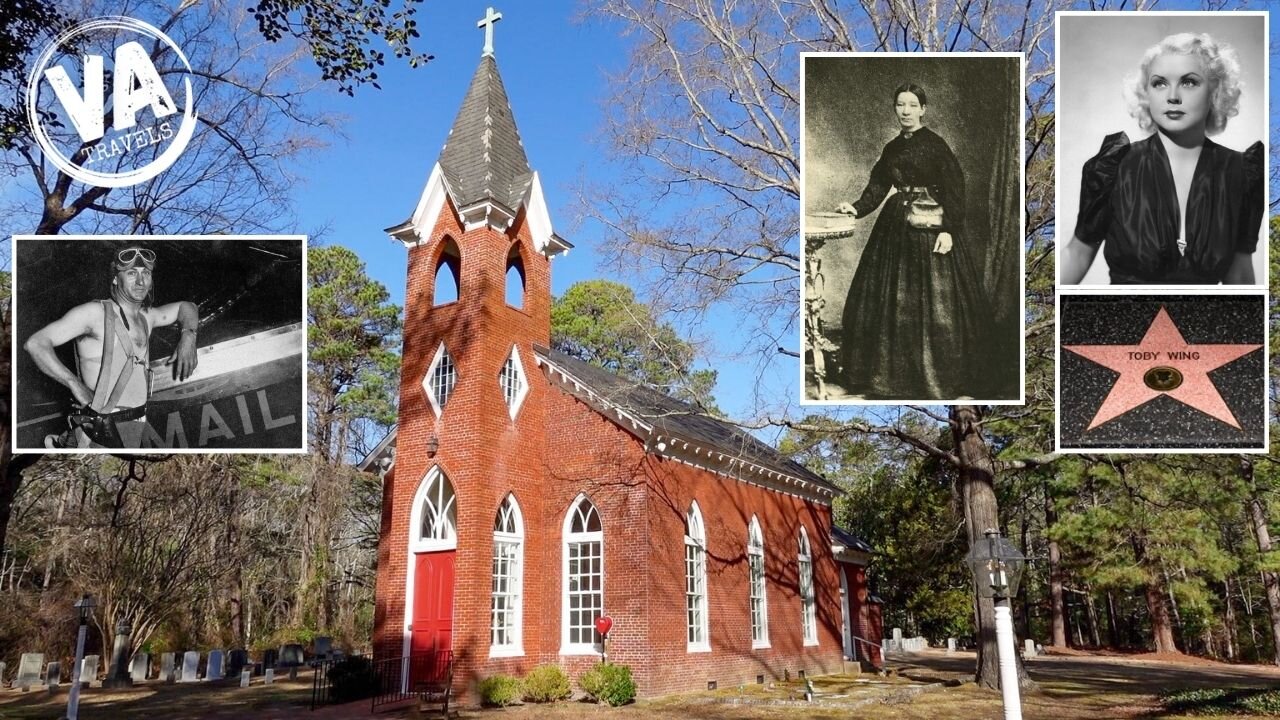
499,346,529,420
423,342,458,417
748,515,769,648
562,495,603,654
685,501,710,651
505,244,525,308
491,494,524,656
799,525,817,646
410,469,456,552
434,237,460,305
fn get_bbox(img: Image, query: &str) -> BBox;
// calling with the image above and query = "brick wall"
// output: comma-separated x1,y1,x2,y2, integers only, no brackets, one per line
373,199,847,702
841,562,882,666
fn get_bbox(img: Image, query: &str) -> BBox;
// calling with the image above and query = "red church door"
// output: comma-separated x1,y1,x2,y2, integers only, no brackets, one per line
412,550,455,678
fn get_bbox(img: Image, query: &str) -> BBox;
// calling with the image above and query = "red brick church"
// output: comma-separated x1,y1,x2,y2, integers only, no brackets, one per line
363,9,881,699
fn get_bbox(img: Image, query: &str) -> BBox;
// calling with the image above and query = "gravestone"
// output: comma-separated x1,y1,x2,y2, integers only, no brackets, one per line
180,651,200,683
45,661,61,689
103,620,134,688
881,639,891,655
239,669,251,688
16,653,42,691
0,660,6,689
279,644,304,680
892,627,903,644
262,648,278,668
313,636,332,661
1024,638,1038,657
227,649,249,678
80,655,99,688
946,637,956,653
264,668,274,685
131,653,149,682
279,644,304,667
206,650,225,681
161,652,177,683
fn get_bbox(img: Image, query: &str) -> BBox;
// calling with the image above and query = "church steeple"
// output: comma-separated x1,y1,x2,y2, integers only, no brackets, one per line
386,8,570,257
437,55,532,216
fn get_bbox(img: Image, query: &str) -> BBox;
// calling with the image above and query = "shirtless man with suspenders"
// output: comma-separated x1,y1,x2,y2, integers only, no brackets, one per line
25,246,200,448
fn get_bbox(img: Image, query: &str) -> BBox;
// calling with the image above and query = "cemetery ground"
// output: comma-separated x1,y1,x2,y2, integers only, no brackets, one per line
3,649,1280,719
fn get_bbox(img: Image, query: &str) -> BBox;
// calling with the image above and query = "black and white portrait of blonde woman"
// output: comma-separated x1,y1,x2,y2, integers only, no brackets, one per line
801,54,1023,404
1058,13,1267,286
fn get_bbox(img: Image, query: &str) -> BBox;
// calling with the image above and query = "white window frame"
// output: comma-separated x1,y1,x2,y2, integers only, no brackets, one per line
422,342,458,417
799,525,818,646
685,501,711,652
408,466,457,553
748,515,770,649
498,345,529,420
560,494,604,655
490,493,524,657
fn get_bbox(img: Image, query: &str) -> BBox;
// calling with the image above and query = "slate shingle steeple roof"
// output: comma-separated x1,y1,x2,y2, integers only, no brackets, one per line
386,50,569,256
437,54,533,213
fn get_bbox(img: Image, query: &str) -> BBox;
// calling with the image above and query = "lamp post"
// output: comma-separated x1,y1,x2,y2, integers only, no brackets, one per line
965,529,1026,720
65,594,95,720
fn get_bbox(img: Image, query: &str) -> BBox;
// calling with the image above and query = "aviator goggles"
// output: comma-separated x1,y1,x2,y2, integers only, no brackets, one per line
117,247,156,266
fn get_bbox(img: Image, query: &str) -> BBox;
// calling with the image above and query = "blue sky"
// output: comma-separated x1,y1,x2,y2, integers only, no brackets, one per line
293,1,1278,428
8,1,1277,430
291,3,620,301
289,2,802,422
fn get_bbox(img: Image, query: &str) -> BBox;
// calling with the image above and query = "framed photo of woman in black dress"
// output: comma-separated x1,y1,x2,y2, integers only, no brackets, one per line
1057,12,1268,287
800,54,1024,404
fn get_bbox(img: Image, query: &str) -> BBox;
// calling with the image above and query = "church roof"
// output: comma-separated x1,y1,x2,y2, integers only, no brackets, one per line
357,346,840,503
437,54,533,212
534,346,840,500
831,526,874,554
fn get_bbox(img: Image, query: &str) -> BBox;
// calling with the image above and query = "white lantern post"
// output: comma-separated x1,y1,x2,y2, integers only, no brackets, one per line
65,594,95,720
965,530,1026,720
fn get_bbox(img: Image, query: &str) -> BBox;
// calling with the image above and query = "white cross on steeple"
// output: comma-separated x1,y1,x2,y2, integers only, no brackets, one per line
478,7,503,57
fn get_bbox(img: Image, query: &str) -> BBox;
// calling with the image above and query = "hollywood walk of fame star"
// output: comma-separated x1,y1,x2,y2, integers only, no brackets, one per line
1064,306,1261,431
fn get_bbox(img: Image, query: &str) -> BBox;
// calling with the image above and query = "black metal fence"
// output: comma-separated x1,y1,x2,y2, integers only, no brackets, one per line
369,651,453,712
309,654,372,710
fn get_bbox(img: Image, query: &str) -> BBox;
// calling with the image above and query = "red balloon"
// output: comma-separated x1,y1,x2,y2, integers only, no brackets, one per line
595,616,613,635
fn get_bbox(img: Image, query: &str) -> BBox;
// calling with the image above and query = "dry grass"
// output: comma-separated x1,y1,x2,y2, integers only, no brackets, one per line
3,651,1279,719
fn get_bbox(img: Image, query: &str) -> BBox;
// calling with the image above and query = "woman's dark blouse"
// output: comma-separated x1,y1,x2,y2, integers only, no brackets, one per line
1075,132,1264,284
853,127,964,233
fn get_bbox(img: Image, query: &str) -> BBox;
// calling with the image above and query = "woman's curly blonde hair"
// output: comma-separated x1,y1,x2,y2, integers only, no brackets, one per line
1125,32,1242,136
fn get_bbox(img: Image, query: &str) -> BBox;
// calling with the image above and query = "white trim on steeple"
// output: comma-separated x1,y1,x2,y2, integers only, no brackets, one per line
523,172,571,258
388,162,452,247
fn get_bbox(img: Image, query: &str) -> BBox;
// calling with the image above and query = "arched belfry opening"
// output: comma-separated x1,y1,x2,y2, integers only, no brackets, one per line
434,237,461,305
505,243,525,308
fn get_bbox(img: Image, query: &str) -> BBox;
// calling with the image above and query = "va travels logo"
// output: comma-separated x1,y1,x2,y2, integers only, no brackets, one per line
26,16,197,188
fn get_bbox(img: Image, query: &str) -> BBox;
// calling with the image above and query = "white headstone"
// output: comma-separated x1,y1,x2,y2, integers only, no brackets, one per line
239,669,251,688
16,653,42,690
892,627,903,643
80,655,99,688
1024,638,1037,657
180,651,200,683
206,650,224,681
947,637,956,653
264,668,274,685
0,661,6,688
161,652,176,683
130,653,149,682
45,661,61,688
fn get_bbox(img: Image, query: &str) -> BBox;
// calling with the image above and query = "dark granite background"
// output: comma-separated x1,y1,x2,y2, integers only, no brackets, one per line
1059,294,1266,450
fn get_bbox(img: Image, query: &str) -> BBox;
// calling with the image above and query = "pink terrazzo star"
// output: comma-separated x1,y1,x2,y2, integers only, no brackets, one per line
1064,306,1261,431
